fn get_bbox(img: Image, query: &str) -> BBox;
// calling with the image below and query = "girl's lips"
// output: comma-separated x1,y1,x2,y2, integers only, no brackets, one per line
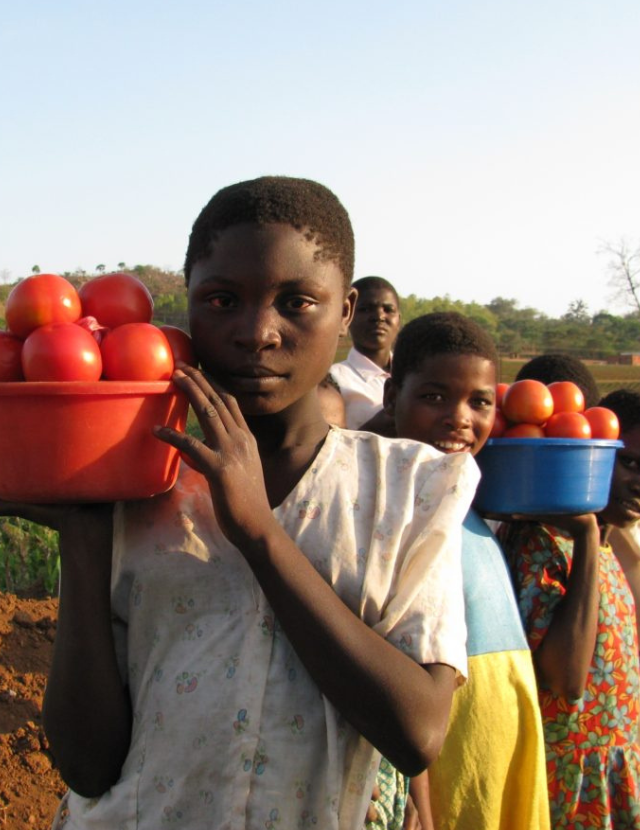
230,374,283,392
433,440,470,453
618,498,640,517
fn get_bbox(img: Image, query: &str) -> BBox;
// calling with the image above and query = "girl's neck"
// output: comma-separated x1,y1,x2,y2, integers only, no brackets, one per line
246,401,331,507
599,519,612,545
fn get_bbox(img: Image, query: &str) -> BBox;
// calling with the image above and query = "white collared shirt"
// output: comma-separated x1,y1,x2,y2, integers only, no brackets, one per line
330,348,390,429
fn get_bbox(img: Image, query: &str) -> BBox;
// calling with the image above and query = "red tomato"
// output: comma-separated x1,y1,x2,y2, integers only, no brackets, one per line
489,409,507,438
502,423,546,438
0,331,25,381
5,274,82,338
501,379,554,425
78,272,154,328
584,407,620,440
544,411,592,439
100,323,174,380
159,325,197,367
548,381,585,414
21,323,103,381
495,382,510,408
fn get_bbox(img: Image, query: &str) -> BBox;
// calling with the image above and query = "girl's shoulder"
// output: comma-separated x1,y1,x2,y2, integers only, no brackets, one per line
326,428,480,496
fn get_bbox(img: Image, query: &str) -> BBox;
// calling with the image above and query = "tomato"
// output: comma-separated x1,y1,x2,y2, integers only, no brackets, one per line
21,323,103,381
100,322,174,381
584,406,620,440
489,409,507,438
5,274,82,338
495,382,510,408
78,272,154,328
548,381,585,414
0,331,25,381
544,411,592,439
502,423,546,438
159,325,197,367
501,379,554,425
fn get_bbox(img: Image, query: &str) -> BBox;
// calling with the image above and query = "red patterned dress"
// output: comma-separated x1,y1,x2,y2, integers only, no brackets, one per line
501,522,640,829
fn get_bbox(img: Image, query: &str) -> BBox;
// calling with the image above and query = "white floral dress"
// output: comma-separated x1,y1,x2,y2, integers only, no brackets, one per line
53,428,478,830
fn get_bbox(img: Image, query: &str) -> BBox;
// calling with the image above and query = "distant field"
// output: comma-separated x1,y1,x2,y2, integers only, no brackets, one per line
332,343,640,396
498,359,640,395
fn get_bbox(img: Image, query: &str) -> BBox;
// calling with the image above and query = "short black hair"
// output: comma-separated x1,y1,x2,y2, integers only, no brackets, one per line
184,176,355,289
599,389,640,434
391,311,499,388
515,353,600,409
352,276,400,306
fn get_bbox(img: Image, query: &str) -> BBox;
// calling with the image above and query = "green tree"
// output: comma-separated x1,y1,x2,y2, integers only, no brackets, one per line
31,264,40,275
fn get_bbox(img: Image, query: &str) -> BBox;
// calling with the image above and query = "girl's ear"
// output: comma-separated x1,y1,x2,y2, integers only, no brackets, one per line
339,287,358,336
383,377,397,416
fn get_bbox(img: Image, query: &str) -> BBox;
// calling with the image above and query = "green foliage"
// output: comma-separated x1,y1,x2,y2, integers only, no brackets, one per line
0,518,60,597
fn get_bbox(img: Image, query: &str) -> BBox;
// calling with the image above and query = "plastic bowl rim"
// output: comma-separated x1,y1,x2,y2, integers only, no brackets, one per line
0,380,178,397
485,437,623,449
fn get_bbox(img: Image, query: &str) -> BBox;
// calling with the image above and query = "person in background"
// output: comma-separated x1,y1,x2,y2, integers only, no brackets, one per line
366,311,550,830
515,352,601,409
499,387,640,828
601,389,640,643
11,176,479,830
330,276,401,430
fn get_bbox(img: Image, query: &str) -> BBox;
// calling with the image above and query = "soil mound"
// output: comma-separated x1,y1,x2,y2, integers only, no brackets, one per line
0,593,64,830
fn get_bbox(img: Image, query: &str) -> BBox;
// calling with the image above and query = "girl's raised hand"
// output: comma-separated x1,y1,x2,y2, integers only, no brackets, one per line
153,365,274,551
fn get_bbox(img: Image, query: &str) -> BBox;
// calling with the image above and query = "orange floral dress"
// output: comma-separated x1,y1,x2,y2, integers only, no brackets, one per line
501,522,640,829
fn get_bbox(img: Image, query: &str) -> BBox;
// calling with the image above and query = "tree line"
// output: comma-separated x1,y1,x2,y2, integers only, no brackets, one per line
2,265,640,361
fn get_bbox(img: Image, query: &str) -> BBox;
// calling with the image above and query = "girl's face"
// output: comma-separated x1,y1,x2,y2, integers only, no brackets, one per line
187,222,356,417
384,353,497,456
349,287,401,355
599,424,640,528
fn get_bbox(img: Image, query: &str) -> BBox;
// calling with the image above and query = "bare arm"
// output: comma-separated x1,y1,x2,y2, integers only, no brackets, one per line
0,503,131,797
155,367,460,774
407,771,434,830
515,515,600,700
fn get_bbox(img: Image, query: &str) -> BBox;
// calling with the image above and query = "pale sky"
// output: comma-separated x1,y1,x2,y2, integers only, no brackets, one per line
1,0,639,318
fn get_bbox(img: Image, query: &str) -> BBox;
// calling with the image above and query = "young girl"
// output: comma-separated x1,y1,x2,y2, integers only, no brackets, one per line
499,391,640,828
366,312,550,830
5,177,480,830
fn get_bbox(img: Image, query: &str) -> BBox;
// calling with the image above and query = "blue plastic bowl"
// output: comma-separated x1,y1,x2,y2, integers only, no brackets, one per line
473,437,623,515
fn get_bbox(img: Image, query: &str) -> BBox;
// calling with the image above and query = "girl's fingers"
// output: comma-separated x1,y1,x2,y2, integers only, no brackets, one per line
172,367,238,435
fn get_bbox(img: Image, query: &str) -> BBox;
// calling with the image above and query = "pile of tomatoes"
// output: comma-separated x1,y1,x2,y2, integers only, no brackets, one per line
491,379,620,440
0,272,196,382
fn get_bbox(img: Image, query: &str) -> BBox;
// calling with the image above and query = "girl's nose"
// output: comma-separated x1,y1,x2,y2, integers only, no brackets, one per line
234,308,281,350
444,404,471,428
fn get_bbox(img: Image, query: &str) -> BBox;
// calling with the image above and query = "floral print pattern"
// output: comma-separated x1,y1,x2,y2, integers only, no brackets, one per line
55,428,478,830
503,523,640,828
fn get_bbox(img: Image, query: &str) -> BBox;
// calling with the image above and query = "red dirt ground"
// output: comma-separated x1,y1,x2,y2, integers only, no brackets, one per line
0,593,64,830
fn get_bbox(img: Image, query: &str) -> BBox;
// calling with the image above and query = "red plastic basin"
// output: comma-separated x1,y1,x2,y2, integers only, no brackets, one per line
0,381,189,503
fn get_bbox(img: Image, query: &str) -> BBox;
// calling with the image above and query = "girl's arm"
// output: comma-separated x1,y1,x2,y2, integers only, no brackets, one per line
156,368,460,775
407,771,434,829
518,515,600,700
0,503,131,797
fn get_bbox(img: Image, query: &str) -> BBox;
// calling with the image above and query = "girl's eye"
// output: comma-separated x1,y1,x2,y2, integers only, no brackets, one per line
208,294,236,309
619,454,640,472
282,296,315,311
472,397,494,409
420,392,443,403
